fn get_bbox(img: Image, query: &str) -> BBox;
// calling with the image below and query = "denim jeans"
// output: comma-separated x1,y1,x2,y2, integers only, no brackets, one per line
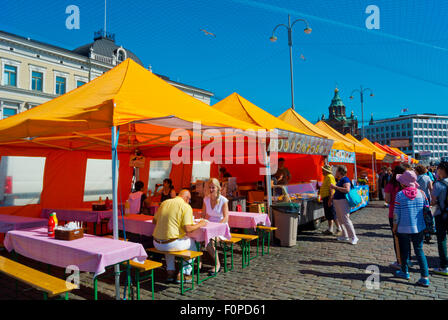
435,215,448,269
397,231,429,277
389,218,411,264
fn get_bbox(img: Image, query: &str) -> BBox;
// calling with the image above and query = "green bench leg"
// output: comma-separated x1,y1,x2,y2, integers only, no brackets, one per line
43,292,48,300
94,277,98,300
196,240,218,285
222,242,235,273
136,270,140,300
179,256,197,295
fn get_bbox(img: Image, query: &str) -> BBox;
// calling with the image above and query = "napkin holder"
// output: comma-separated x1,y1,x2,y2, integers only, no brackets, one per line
55,228,84,241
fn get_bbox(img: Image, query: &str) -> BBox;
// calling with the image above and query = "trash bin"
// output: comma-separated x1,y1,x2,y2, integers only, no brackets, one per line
271,202,301,247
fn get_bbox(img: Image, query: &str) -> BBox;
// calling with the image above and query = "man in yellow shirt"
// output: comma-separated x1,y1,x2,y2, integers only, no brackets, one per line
153,189,208,283
319,164,342,235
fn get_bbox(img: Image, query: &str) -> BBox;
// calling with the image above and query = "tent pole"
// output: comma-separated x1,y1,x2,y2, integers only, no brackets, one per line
372,152,376,199
111,126,120,300
264,149,272,222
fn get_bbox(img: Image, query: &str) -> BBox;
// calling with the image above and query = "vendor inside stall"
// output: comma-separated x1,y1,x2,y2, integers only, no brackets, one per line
274,157,291,185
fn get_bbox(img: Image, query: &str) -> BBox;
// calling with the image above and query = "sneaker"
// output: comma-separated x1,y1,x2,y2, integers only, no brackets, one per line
322,230,334,235
337,236,349,242
433,267,448,276
389,262,401,270
416,278,430,287
394,270,410,280
349,237,359,245
176,273,193,284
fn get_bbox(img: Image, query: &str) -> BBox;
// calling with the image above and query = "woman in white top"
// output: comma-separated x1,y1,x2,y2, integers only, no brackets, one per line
202,178,229,274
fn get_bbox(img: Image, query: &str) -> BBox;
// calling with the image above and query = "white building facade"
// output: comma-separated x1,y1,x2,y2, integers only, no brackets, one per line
365,114,448,163
0,30,214,120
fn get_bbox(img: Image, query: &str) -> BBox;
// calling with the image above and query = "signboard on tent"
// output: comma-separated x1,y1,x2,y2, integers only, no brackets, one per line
272,129,334,156
328,149,356,164
382,154,396,163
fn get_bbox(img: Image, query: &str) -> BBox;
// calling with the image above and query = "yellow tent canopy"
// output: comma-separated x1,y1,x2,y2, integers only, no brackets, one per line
360,138,397,160
212,93,309,134
314,121,373,155
278,108,331,139
0,59,266,151
344,133,387,160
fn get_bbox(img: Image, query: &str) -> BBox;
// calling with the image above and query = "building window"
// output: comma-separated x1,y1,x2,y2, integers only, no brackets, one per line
76,80,86,87
55,76,66,95
31,71,43,91
408,131,411,136
3,65,17,86
2,107,17,119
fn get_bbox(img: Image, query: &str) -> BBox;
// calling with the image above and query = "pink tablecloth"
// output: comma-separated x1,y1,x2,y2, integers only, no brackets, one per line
4,227,147,277
0,215,48,233
107,214,155,237
42,208,113,224
108,215,230,246
227,211,271,230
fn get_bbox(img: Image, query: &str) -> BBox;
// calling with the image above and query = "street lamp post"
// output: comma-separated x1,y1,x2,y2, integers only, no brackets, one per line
270,15,312,110
349,86,374,139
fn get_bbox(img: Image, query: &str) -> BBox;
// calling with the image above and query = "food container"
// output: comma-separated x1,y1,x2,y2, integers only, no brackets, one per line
54,228,84,241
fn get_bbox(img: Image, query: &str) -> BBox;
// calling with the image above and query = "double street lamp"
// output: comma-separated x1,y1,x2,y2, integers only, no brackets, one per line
270,15,312,110
349,86,374,139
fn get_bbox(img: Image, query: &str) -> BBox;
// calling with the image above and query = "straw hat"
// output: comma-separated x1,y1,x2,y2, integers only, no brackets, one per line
322,164,333,174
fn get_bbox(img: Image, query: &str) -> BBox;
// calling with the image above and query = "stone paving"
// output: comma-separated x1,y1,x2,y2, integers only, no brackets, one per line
2,200,448,300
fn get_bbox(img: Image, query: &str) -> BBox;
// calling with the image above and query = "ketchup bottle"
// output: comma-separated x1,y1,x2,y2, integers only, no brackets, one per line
105,197,111,209
48,214,55,237
236,204,242,212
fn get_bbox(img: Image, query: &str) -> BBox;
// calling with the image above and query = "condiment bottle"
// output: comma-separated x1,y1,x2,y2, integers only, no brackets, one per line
125,200,130,215
52,212,58,228
48,213,55,237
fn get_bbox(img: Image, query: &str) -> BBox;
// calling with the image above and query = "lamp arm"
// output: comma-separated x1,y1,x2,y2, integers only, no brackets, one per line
350,89,361,97
271,24,289,36
291,18,309,29
363,88,373,95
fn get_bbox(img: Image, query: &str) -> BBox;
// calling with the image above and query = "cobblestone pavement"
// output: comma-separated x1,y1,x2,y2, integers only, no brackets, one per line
2,201,448,300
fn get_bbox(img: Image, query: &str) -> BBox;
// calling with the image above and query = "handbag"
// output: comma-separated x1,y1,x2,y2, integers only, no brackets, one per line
345,182,362,207
423,206,436,234
419,190,436,234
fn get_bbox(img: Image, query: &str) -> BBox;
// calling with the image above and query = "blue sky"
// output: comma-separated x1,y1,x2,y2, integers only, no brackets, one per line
2,0,448,124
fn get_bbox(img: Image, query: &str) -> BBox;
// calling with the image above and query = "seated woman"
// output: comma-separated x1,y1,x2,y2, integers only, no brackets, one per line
202,178,229,275
154,178,176,203
128,181,147,214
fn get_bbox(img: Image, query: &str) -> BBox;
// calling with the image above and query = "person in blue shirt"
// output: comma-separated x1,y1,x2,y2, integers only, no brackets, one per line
330,165,359,245
431,162,448,276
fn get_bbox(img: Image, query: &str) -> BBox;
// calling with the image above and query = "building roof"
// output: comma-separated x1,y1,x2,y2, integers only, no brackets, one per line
329,88,345,108
369,113,448,124
73,32,144,66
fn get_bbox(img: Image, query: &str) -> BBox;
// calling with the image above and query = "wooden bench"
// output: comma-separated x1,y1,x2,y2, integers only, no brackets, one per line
220,237,242,272
230,233,259,268
256,226,278,256
147,248,203,295
0,256,77,300
128,259,163,300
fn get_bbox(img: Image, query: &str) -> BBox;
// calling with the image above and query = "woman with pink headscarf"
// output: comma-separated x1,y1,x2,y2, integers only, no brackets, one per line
392,170,430,287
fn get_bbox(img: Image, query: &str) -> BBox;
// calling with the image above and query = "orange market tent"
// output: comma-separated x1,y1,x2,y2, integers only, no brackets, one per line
0,58,273,298
314,121,373,155
212,93,334,183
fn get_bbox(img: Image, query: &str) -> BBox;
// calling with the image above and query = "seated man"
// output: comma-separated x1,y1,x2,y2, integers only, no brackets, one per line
152,189,208,283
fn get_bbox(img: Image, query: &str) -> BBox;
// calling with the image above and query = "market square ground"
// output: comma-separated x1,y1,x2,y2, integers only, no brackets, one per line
2,200,448,300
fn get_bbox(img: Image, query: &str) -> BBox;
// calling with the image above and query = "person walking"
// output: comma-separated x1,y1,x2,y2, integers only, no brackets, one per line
330,165,359,245
415,165,434,244
385,164,408,270
320,164,342,235
431,161,448,276
392,170,430,287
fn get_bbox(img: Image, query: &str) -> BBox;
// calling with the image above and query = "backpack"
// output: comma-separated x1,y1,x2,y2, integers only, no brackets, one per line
439,180,448,218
